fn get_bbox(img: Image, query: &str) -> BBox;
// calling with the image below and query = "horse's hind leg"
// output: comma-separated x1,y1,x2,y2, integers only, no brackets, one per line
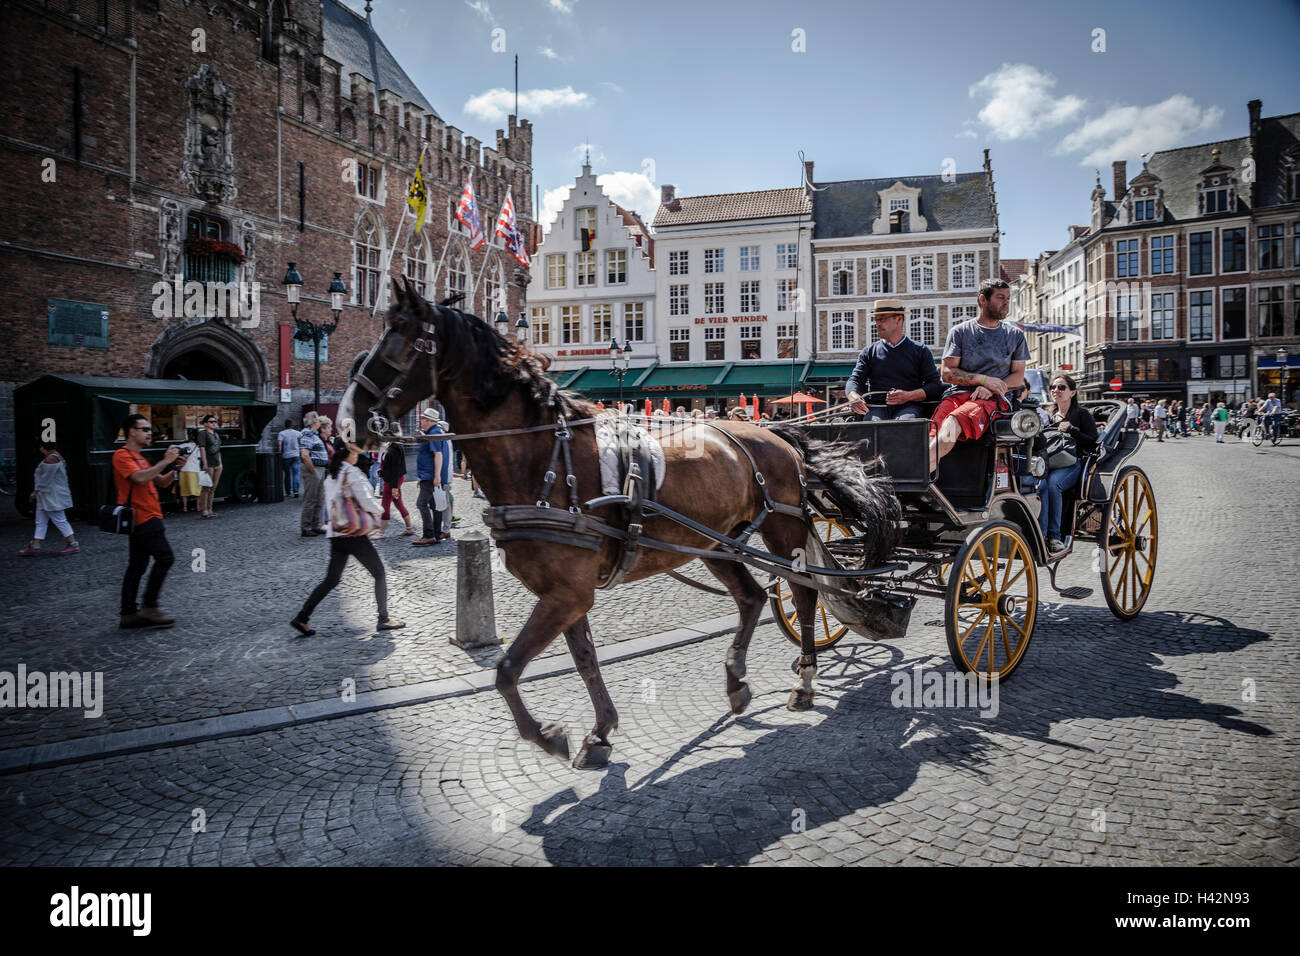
564,615,619,770
787,582,819,711
700,557,766,715
496,597,587,760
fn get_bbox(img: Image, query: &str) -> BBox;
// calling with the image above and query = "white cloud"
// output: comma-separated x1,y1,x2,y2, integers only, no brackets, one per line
600,81,624,95
547,0,577,14
571,141,606,166
968,63,1085,140
465,0,495,23
1057,94,1224,166
596,171,659,225
463,85,592,122
539,185,572,234
538,46,562,60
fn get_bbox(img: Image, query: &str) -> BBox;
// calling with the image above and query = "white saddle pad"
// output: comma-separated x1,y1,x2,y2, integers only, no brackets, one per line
595,412,666,496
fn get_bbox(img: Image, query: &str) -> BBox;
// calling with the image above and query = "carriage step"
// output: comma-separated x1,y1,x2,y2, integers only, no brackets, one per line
1056,586,1093,600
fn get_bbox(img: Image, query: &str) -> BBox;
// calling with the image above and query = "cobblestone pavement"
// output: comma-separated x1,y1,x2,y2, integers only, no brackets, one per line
0,475,734,749
1,433,1296,865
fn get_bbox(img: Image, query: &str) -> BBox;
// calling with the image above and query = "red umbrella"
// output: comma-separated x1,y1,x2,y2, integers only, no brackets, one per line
738,393,747,417
661,397,670,415
752,396,760,419
596,401,605,409
644,398,652,418
770,392,826,416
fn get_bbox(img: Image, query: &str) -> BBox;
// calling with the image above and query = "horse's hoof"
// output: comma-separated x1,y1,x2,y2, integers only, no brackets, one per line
572,742,613,770
538,722,570,761
787,688,815,711
728,684,752,715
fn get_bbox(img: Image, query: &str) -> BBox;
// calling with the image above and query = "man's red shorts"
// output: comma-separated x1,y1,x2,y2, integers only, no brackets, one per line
932,392,1003,441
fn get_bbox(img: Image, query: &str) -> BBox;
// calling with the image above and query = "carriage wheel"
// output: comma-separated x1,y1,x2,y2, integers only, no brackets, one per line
232,470,257,504
1099,465,1157,620
944,521,1037,681
770,517,852,651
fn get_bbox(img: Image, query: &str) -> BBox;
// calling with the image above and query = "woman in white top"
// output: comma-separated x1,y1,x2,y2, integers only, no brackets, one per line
176,428,202,512
19,441,78,556
291,436,405,636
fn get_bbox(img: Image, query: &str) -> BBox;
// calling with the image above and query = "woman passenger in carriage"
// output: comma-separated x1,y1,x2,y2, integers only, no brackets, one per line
1037,373,1098,555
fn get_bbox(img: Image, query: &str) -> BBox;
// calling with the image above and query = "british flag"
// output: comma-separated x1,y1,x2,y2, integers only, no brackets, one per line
494,187,531,268
455,172,485,250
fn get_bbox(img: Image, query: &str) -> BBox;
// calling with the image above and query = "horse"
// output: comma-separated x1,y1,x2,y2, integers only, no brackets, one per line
339,279,898,768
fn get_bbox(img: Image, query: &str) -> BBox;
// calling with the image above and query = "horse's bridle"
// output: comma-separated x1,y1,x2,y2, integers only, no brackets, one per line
357,311,442,438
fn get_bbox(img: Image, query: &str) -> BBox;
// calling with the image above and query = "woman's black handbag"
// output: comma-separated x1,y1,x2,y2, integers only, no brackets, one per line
1042,429,1078,470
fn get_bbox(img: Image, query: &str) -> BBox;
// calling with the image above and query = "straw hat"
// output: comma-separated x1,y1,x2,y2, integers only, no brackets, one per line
871,298,905,317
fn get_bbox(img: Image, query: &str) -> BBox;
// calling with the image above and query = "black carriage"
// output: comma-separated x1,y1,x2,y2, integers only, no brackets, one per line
768,395,1156,681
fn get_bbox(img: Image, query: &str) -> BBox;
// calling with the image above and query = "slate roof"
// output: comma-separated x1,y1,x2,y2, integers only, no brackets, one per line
1099,111,1300,232
812,172,995,239
653,188,810,228
323,0,436,116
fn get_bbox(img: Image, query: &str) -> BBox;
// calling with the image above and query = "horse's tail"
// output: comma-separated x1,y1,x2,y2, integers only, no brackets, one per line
771,426,901,567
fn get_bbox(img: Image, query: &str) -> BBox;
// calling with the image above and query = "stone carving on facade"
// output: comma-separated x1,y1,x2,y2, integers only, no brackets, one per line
181,64,237,204
239,219,257,287
159,199,183,277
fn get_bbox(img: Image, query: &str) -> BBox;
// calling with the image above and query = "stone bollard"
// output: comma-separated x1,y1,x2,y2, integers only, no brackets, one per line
452,532,501,648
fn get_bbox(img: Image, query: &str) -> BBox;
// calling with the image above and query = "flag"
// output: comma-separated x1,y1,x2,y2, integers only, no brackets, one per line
1012,321,1084,336
580,227,596,252
407,148,429,233
455,172,485,250
494,187,531,268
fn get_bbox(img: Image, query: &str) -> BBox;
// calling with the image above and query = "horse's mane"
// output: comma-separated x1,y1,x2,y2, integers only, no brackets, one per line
392,282,585,425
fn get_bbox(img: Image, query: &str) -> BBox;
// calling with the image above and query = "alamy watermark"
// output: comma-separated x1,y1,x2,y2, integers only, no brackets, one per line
890,662,999,718
0,665,103,719
151,274,260,328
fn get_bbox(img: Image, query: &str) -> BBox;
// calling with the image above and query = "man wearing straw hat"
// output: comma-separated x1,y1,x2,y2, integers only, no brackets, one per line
845,298,944,421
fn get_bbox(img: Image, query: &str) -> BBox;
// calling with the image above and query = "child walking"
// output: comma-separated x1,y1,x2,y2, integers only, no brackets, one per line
19,441,78,556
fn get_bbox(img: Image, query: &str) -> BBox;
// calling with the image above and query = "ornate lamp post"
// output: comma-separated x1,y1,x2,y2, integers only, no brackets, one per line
494,308,510,338
1278,346,1290,406
514,310,529,343
609,338,632,410
287,262,347,413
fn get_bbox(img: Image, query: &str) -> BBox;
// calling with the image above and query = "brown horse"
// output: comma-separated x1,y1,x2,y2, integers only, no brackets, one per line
339,280,897,768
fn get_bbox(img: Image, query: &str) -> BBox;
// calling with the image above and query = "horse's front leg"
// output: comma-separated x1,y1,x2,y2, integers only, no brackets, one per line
496,597,587,760
564,615,619,769
787,582,819,711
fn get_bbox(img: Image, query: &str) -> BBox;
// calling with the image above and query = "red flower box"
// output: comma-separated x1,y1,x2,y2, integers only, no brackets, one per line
184,237,247,264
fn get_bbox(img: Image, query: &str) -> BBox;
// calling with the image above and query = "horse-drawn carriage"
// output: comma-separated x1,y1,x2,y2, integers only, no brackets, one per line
342,285,1158,767
768,394,1156,681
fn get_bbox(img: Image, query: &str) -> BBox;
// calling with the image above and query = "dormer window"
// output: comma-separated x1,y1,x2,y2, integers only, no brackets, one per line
889,211,904,233
1134,199,1155,221
1197,155,1238,216
1205,189,1230,213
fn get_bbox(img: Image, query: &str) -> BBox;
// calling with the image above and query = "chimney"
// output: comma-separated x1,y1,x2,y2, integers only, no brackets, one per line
1112,160,1128,203
661,184,676,206
803,160,814,199
1248,99,1262,137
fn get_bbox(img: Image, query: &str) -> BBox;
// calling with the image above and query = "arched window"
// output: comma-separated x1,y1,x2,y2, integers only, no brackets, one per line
404,236,428,297
447,246,468,299
354,215,382,308
483,258,504,316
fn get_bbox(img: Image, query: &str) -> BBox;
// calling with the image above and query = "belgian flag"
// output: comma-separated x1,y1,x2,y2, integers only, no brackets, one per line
580,226,596,251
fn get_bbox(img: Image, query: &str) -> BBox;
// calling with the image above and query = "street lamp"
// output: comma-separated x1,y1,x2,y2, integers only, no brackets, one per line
1278,346,1290,405
495,308,510,337
288,264,347,413
609,337,632,410
515,310,529,343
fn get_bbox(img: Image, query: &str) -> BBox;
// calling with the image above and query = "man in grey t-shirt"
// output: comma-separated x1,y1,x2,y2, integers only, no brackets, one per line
931,279,1030,466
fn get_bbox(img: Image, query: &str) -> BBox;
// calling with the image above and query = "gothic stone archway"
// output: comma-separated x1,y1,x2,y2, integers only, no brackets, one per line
146,317,273,400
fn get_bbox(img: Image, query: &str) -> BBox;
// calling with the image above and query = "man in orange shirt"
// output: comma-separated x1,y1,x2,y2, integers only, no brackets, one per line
114,413,184,628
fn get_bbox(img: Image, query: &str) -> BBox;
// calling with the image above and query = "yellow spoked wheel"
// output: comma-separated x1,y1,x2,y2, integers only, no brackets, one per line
1099,465,1158,620
770,517,852,651
944,521,1038,681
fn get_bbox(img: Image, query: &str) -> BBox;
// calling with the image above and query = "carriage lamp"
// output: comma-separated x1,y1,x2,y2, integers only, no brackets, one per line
1028,456,1047,478
515,311,529,342
1010,408,1043,439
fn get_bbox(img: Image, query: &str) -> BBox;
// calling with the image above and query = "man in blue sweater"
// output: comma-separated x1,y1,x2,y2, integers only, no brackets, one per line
412,408,451,546
845,299,944,420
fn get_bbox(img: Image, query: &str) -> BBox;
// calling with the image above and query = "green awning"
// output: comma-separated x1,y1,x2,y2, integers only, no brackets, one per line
564,366,626,397
552,367,585,389
717,361,810,396
26,374,274,408
806,361,856,382
636,365,725,391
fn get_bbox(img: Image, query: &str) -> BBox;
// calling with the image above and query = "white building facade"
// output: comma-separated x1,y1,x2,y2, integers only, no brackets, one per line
527,163,656,375
1041,227,1089,376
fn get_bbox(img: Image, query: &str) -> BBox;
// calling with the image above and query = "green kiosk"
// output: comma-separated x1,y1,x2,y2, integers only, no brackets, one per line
13,375,279,521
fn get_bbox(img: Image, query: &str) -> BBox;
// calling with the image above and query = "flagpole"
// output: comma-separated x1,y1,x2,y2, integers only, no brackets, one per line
472,245,496,312
431,231,453,289
374,198,410,316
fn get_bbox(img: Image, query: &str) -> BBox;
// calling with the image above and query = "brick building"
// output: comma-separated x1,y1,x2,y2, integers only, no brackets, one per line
807,152,1001,401
0,0,534,456
1079,100,1299,405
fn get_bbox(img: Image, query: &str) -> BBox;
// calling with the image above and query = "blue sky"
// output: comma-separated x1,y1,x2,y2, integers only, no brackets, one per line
349,0,1299,259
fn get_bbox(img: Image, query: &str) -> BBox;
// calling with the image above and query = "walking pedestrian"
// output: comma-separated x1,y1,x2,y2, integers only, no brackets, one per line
290,436,405,636
277,418,301,498
175,428,201,512
115,413,183,628
195,414,224,518
19,440,79,556
1125,397,1139,431
412,408,449,546
298,412,329,536
1153,399,1168,441
317,418,334,531
1212,402,1230,442
378,441,416,537
1200,402,1213,436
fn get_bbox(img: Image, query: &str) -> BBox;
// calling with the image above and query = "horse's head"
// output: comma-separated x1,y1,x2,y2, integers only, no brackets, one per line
339,277,439,451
